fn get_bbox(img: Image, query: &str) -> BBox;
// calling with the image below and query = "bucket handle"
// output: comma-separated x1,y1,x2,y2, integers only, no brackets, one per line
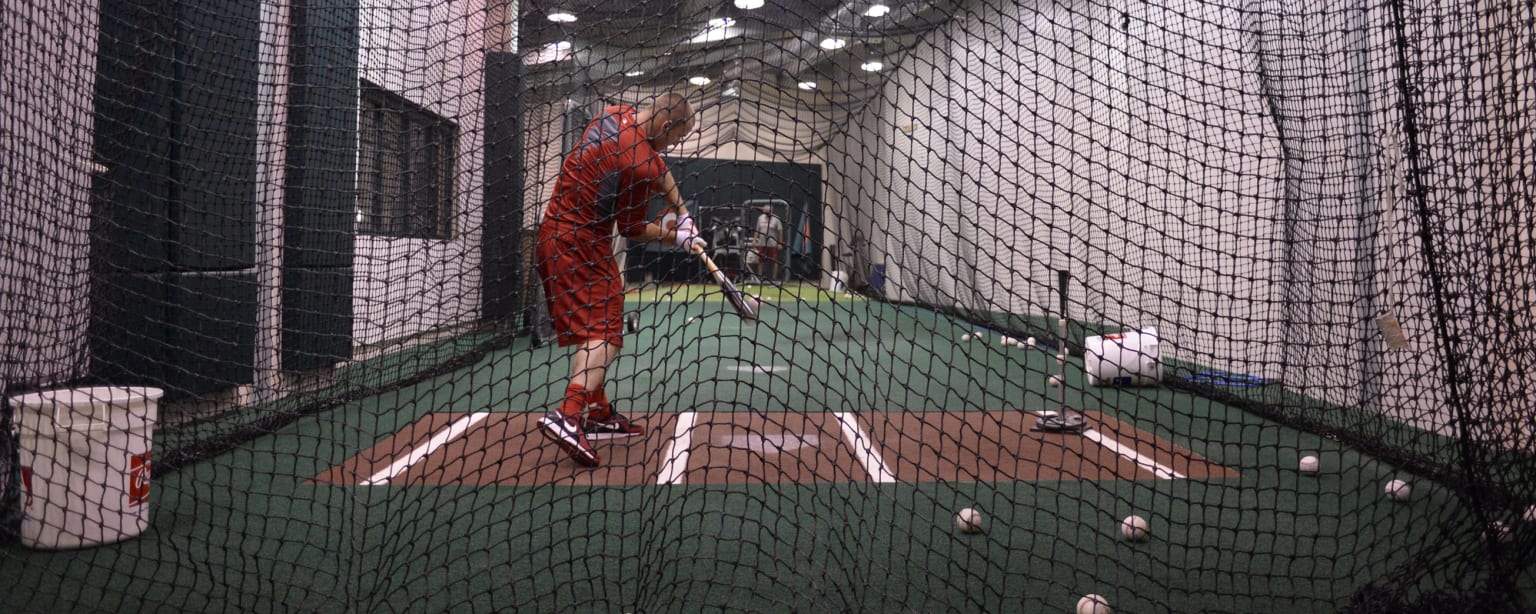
53,405,114,432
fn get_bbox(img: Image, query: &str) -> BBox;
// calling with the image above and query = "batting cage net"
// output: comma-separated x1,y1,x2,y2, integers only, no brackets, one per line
3,0,1535,611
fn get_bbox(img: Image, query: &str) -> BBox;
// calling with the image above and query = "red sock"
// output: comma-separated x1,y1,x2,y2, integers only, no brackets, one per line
559,382,587,419
586,387,612,420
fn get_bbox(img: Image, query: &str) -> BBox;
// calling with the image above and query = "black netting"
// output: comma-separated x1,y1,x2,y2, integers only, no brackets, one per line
3,0,1534,611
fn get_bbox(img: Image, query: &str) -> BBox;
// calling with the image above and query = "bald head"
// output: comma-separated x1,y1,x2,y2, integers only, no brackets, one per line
647,92,693,122
637,92,696,152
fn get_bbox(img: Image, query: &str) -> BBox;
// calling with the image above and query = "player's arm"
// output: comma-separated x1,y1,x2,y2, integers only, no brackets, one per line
654,169,687,216
617,169,703,252
623,220,681,245
625,218,703,254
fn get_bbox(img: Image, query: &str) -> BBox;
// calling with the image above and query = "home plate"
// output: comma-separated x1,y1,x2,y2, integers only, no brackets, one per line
727,364,787,374
717,433,821,454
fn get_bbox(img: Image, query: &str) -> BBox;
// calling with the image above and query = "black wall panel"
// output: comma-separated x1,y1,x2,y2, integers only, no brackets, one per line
281,0,358,369
482,53,525,322
282,267,353,372
90,0,261,397
284,0,358,269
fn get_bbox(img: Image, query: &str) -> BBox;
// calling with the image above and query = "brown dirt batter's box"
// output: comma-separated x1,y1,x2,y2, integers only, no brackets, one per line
311,410,1235,486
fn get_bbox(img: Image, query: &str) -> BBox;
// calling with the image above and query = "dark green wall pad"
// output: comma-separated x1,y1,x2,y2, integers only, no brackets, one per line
90,271,172,389
91,0,175,272
173,1,259,270
91,0,258,273
90,0,260,398
282,267,354,372
284,0,359,269
90,271,257,398
92,0,259,272
481,53,525,322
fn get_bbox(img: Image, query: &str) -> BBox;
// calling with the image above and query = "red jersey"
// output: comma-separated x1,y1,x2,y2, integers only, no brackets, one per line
541,105,668,245
534,104,667,347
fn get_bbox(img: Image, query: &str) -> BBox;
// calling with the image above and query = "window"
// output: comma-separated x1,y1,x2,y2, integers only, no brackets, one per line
357,80,457,239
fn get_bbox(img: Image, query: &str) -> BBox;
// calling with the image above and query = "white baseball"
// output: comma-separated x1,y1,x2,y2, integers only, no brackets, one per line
1077,594,1111,614
1299,455,1320,474
955,508,983,534
1120,515,1149,542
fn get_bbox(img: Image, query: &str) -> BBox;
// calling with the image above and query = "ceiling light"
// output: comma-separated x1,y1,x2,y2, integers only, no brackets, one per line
524,40,573,65
819,37,847,50
689,76,712,86
734,0,765,8
860,60,884,72
797,81,817,90
689,17,740,44
547,11,577,23
625,70,645,77
864,4,891,17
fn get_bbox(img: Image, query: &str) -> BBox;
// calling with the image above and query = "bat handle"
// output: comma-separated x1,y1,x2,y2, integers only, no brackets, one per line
696,250,727,282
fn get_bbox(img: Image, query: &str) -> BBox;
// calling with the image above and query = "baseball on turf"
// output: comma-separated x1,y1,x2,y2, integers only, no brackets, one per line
1048,374,1064,388
1077,594,1111,614
1015,340,1027,349
1385,479,1412,501
1000,335,1014,346
1120,515,1149,542
955,508,983,533
961,333,972,342
1299,455,1320,474
1025,337,1036,347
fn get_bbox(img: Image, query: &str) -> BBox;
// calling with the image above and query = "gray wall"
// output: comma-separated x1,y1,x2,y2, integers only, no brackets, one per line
824,0,1533,441
0,0,98,389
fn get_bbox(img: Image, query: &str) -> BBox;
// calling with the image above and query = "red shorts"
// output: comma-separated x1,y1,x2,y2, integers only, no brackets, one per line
757,246,779,263
536,226,624,348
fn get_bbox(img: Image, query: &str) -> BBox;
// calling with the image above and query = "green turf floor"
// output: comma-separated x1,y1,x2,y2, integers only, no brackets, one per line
1,289,1526,612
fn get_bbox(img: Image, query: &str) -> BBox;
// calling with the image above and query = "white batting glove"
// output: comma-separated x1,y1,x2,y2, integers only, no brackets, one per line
672,216,708,253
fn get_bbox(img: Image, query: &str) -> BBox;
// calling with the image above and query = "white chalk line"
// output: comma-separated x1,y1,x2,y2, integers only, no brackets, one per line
362,412,490,485
833,412,898,483
657,412,698,485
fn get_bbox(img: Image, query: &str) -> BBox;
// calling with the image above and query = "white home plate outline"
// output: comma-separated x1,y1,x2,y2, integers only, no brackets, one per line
1034,411,1185,479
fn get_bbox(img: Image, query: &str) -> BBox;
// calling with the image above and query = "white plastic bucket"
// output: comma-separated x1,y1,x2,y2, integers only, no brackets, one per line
10,386,162,550
1085,328,1162,386
828,270,849,293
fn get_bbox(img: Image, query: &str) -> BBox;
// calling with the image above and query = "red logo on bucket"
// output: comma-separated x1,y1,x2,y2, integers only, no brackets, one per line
20,466,34,509
128,452,151,507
